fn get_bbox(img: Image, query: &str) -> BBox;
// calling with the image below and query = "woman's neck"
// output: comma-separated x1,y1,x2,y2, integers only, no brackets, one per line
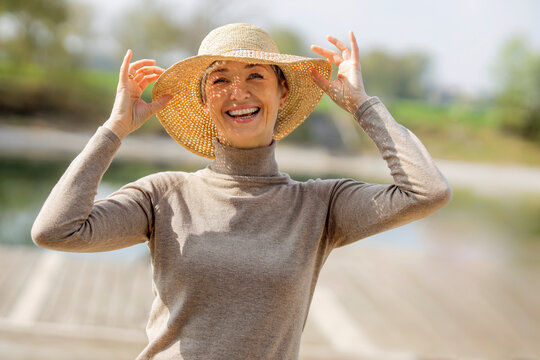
209,138,280,177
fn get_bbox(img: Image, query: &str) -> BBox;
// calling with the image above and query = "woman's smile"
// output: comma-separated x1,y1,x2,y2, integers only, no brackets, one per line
225,105,261,123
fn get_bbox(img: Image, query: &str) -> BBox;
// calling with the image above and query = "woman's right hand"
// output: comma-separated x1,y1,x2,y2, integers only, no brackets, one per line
104,49,173,140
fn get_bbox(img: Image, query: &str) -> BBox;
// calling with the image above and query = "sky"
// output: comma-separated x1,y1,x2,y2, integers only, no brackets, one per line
78,0,540,96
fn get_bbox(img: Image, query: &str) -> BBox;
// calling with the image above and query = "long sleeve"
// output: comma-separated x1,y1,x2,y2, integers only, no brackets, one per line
31,126,153,252
326,96,452,248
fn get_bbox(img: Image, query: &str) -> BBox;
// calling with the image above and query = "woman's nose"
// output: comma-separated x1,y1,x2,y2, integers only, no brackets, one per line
229,78,250,100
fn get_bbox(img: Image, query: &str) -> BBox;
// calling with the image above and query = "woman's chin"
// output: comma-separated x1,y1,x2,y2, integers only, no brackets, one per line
224,132,272,149
232,115,257,124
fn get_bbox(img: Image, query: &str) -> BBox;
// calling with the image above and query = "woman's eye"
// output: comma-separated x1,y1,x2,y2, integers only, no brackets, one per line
212,78,227,85
248,73,264,80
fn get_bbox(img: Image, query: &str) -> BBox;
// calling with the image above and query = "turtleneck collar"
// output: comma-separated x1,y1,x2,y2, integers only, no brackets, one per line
208,138,280,177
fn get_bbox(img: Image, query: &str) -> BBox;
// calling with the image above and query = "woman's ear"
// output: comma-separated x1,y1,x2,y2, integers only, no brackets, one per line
279,83,289,109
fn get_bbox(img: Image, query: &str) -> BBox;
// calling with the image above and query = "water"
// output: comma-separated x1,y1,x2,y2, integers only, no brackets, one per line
355,222,424,250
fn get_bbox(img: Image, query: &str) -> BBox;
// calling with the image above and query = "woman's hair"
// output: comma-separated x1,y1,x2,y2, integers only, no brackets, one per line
199,61,288,104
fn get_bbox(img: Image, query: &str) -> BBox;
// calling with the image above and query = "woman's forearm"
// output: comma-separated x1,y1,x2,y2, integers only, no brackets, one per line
31,126,150,252
354,96,452,204
327,96,452,248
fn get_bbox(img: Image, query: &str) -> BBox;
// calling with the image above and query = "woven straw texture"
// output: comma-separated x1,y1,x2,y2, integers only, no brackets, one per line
152,23,332,158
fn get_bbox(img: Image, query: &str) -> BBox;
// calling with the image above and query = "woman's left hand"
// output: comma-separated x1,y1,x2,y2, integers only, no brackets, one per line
310,31,370,114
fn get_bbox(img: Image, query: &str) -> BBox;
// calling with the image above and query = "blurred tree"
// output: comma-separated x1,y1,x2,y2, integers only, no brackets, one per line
492,36,540,142
113,0,186,60
179,0,265,55
112,0,257,59
57,2,92,65
361,49,431,101
269,27,310,56
0,0,72,65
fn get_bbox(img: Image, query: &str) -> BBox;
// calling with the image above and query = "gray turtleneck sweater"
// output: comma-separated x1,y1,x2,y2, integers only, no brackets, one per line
32,96,451,359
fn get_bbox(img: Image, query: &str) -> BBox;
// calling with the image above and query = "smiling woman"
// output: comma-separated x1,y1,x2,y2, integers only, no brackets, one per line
202,61,289,149
31,23,451,360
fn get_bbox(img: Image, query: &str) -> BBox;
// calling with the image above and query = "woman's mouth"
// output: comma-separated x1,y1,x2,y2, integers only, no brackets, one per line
226,107,260,122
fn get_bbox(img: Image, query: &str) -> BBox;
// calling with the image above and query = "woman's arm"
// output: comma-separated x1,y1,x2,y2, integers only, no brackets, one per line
31,50,173,252
310,32,451,248
325,96,451,247
31,127,153,252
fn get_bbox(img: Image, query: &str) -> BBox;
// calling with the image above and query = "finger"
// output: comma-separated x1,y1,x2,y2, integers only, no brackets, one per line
328,35,351,58
148,94,174,116
138,73,161,90
132,66,165,82
119,49,133,83
311,45,341,61
136,65,166,73
128,59,157,76
133,66,165,78
309,68,331,93
311,45,343,66
350,31,360,63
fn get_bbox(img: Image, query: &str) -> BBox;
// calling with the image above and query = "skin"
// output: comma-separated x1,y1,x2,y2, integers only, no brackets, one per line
202,62,288,149
310,31,370,114
104,31,369,146
104,51,172,139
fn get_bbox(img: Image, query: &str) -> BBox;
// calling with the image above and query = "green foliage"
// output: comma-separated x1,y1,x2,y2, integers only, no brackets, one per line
389,99,499,131
492,36,540,142
0,0,73,65
269,27,310,56
361,49,431,100
387,99,540,166
113,0,186,59
0,61,116,128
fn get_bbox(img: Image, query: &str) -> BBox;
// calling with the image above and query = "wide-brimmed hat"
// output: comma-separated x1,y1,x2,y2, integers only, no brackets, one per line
152,23,332,158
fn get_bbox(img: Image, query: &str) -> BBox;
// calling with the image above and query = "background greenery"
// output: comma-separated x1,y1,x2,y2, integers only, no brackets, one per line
0,0,539,255
1,0,539,161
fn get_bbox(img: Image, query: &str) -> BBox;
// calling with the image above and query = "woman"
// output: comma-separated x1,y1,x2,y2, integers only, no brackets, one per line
32,23,451,359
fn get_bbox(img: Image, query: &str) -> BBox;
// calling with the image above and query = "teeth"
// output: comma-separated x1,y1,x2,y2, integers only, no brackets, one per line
228,107,258,116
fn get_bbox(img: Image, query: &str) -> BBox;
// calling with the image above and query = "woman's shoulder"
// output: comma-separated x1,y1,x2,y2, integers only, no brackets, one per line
293,176,350,196
294,176,345,188
296,176,372,200
126,170,200,195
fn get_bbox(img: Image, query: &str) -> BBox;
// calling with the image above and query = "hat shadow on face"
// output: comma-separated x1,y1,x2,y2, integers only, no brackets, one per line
200,61,289,149
152,23,332,159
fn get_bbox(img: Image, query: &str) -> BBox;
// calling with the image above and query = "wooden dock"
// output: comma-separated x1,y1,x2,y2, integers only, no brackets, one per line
1,243,539,360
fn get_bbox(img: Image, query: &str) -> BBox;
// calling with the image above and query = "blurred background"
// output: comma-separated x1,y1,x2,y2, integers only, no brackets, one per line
1,0,539,359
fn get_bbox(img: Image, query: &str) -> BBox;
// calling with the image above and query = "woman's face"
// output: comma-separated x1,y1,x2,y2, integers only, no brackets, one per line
203,61,288,149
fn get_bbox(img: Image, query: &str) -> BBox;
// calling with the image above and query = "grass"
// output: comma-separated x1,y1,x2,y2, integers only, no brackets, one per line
386,99,540,166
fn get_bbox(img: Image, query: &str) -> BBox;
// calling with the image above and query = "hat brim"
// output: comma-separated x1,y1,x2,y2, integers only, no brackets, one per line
152,51,332,158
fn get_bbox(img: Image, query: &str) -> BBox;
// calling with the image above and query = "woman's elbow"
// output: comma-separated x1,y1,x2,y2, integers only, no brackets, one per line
424,179,453,210
31,222,56,249
31,220,71,250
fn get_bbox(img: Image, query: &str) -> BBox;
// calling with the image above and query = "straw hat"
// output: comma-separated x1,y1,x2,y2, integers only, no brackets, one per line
152,23,332,158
